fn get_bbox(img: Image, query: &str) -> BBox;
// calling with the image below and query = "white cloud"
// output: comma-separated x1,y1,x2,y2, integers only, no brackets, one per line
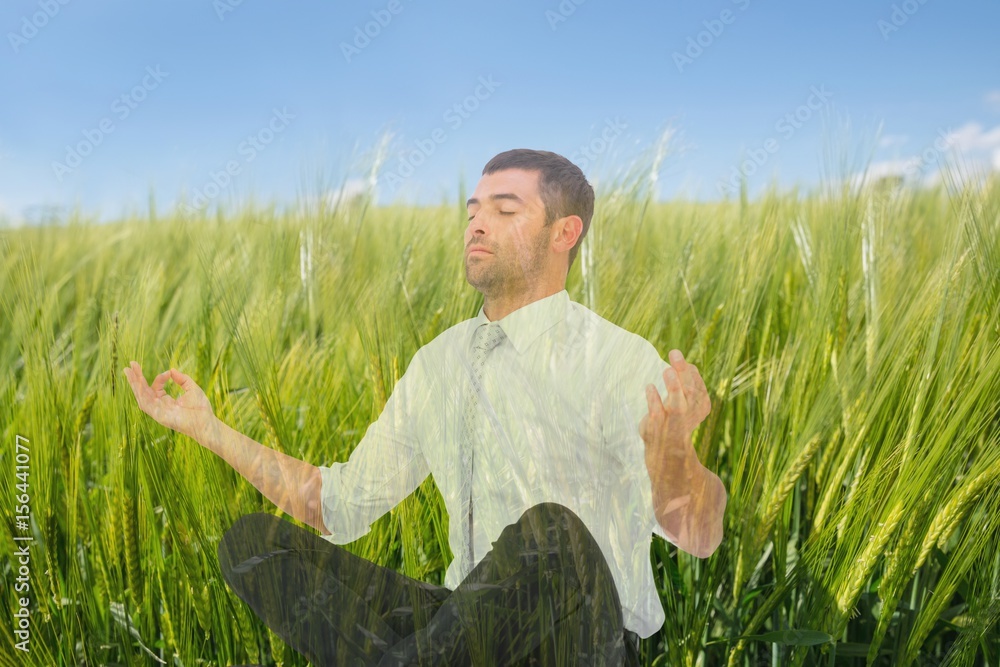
850,157,922,187
942,121,1000,153
326,177,368,206
853,121,1000,188
296,177,369,215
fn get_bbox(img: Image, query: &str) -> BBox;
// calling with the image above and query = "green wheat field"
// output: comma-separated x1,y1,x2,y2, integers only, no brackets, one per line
1,163,999,666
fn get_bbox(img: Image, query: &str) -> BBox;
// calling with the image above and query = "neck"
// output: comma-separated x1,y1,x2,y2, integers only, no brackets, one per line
483,283,563,322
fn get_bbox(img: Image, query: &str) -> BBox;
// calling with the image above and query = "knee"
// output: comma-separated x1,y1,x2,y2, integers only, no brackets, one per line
511,502,599,550
516,502,586,533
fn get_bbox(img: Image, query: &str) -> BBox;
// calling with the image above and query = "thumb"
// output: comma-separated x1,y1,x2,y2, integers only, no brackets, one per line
169,368,197,391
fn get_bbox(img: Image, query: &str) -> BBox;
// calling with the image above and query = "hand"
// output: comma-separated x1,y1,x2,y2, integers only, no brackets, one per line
639,349,712,454
122,361,215,439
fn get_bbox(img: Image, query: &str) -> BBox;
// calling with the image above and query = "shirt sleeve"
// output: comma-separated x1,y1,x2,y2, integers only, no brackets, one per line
603,335,678,545
317,347,432,544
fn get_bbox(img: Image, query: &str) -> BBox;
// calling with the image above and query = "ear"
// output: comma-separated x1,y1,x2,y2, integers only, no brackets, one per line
552,214,583,254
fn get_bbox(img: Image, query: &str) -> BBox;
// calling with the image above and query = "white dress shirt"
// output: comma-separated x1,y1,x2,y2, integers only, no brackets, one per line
318,288,675,638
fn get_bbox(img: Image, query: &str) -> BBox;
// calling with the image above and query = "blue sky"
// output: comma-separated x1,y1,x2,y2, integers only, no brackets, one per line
1,0,998,225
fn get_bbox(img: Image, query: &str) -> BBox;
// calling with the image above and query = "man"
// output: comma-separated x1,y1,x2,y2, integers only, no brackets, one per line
123,149,726,666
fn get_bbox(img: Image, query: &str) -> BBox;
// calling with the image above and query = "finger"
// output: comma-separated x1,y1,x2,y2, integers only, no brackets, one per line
125,371,144,401
662,367,687,410
130,362,148,389
668,349,688,373
132,364,151,392
645,383,664,419
678,362,697,396
169,368,198,391
668,350,696,394
150,371,171,394
134,376,155,407
126,363,155,409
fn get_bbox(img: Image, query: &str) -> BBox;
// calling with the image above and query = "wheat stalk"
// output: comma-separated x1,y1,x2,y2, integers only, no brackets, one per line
268,627,286,666
836,499,906,615
814,421,869,530
760,432,826,539
915,457,1000,573
123,489,142,610
256,391,280,449
156,569,178,656
75,388,97,436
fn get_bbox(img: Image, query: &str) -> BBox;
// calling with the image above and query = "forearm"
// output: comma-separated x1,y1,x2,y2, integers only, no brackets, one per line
647,437,727,558
191,417,328,535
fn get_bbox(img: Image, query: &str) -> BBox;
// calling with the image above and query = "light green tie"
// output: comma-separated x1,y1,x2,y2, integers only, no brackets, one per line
459,321,506,575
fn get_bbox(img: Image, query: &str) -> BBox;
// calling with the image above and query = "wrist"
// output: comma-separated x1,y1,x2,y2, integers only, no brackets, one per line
645,432,696,473
187,414,220,445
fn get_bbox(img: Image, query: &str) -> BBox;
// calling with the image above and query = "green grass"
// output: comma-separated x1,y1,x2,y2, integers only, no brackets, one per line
1,166,999,666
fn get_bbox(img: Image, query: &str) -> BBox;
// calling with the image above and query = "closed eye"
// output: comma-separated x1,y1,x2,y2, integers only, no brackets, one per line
467,211,516,220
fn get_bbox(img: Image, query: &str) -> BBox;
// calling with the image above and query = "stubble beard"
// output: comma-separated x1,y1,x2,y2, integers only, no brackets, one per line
466,229,550,298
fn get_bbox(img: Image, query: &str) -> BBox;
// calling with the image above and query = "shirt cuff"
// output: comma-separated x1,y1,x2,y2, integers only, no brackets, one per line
318,463,370,545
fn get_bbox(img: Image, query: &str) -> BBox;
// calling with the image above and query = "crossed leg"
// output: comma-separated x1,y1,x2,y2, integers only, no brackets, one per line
218,502,627,666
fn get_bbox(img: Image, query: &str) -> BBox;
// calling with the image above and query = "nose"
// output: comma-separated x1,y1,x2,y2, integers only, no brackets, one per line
466,218,489,246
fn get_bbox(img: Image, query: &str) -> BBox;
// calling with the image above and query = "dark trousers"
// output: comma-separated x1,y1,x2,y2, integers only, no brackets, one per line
218,502,643,666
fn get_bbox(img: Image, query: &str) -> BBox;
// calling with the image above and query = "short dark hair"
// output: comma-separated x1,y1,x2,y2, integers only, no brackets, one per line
482,149,594,273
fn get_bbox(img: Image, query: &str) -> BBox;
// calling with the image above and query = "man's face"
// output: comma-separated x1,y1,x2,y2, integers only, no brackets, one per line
464,169,552,296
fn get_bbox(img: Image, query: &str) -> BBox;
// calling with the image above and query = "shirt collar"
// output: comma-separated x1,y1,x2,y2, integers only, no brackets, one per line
471,289,570,355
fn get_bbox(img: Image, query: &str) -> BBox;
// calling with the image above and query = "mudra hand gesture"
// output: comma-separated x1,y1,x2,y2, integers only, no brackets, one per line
639,349,712,461
122,361,215,439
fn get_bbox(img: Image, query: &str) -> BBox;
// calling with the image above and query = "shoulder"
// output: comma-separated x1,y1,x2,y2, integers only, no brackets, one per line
419,316,476,355
406,316,476,374
567,301,658,373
